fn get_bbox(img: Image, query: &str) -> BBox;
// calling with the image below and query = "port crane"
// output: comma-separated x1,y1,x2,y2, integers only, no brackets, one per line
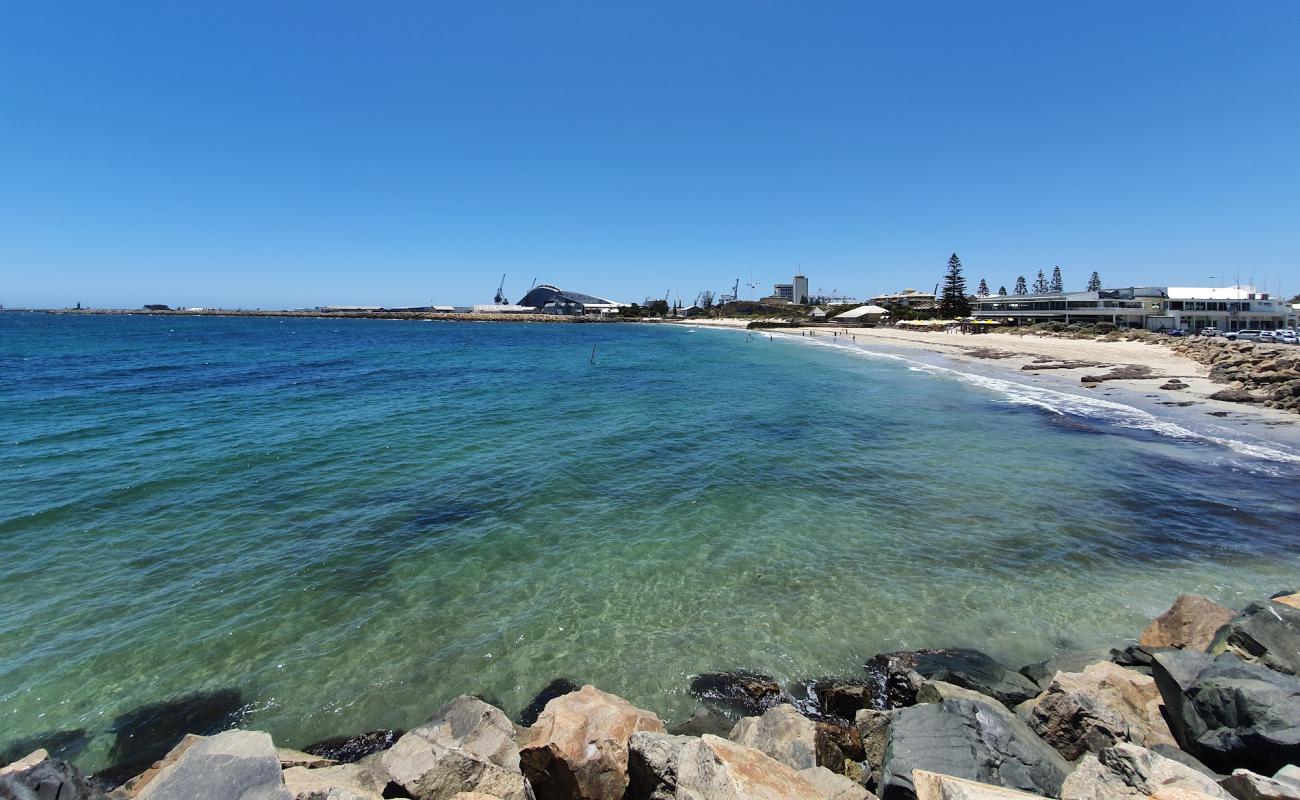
719,278,740,304
494,274,508,305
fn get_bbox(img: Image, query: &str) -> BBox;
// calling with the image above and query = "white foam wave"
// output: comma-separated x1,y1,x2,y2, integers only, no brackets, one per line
789,334,1300,466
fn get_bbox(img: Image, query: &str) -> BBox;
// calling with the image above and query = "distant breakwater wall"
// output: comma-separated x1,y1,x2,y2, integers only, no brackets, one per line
41,309,617,323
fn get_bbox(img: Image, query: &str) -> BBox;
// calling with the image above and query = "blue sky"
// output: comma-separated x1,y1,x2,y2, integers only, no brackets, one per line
2,2,1298,308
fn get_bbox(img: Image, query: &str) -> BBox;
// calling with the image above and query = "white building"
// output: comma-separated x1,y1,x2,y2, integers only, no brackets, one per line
770,274,810,304
970,285,1293,331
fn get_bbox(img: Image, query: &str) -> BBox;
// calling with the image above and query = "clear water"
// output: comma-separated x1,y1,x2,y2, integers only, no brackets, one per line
2,313,1298,772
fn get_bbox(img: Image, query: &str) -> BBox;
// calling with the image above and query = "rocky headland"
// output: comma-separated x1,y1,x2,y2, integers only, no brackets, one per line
4,591,1300,800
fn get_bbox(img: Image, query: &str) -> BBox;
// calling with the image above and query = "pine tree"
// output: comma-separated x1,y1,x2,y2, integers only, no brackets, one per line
1014,276,1027,295
977,278,990,297
1087,271,1102,292
1050,266,1063,293
938,253,971,318
1032,270,1049,294
998,285,1008,296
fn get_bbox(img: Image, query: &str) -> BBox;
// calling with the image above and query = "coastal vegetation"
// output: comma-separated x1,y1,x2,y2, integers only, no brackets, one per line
937,253,971,318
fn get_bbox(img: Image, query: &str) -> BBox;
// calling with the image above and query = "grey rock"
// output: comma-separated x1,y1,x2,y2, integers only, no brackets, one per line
1059,743,1231,800
878,698,1070,800
627,732,694,800
1210,601,1300,676
1152,650,1300,775
1220,770,1300,800
380,695,526,800
916,681,1007,709
871,649,1040,709
728,704,820,771
0,753,105,800
1275,766,1300,791
131,729,290,800
1150,744,1222,779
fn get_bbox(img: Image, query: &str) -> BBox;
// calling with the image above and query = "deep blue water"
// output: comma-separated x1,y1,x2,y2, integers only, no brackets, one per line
1,312,1297,772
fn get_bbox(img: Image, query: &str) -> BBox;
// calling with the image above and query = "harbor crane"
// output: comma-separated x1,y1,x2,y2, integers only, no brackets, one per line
494,274,508,305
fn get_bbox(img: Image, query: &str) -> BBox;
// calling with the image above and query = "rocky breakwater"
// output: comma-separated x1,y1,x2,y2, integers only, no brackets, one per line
1167,338,1300,412
4,592,1300,800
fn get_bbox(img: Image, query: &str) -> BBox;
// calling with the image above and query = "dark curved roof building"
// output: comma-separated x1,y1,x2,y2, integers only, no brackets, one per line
515,284,625,314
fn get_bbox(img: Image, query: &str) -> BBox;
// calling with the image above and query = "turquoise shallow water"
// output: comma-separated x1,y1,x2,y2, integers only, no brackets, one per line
2,313,1298,772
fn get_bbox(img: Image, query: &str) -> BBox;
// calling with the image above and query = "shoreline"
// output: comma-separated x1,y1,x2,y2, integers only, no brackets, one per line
5,591,1299,800
683,319,1300,429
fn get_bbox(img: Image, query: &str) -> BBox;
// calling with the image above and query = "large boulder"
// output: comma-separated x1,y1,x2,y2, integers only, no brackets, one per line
126,730,291,800
675,734,823,800
627,732,695,800
1141,596,1238,652
870,649,1040,709
520,685,664,800
917,681,1008,708
912,771,1046,800
1151,651,1300,775
1059,743,1231,800
281,763,388,800
853,709,894,788
1219,770,1300,800
1275,766,1300,791
688,673,785,717
380,695,526,800
1019,653,1099,691
1209,600,1300,676
1020,661,1176,760
728,704,836,772
627,732,825,800
878,698,1070,800
519,679,582,727
800,766,874,800
0,750,104,800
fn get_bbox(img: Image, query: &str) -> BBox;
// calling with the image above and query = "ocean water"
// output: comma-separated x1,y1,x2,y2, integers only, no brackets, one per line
2,313,1299,773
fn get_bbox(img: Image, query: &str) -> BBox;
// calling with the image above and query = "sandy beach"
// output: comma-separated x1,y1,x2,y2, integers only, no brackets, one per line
679,318,1298,427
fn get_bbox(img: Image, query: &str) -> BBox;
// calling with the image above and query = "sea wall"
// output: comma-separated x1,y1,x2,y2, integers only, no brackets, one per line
4,590,1300,800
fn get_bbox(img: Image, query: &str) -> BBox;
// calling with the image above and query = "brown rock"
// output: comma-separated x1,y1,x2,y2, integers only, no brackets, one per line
674,734,823,800
1140,595,1237,651
1219,769,1300,800
913,770,1045,800
1021,661,1176,761
283,763,387,799
521,685,665,800
1273,593,1300,610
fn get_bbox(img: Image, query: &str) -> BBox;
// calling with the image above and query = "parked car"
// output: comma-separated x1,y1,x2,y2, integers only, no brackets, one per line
1198,327,1221,337
1163,328,1187,336
1225,329,1262,341
1280,332,1299,345
1258,332,1277,343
